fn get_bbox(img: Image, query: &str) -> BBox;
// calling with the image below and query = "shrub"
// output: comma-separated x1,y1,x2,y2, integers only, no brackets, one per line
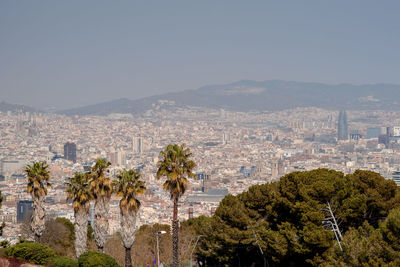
47,255,78,267
78,251,121,267
0,240,10,248
6,242,55,265
40,218,75,257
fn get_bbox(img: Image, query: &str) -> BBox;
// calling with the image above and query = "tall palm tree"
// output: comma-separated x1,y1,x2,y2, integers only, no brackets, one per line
113,169,146,267
156,144,196,267
89,158,112,252
0,191,3,237
65,172,92,258
25,161,51,242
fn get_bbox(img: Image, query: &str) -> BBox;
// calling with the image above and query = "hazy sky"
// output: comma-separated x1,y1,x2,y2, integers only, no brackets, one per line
1,1,400,109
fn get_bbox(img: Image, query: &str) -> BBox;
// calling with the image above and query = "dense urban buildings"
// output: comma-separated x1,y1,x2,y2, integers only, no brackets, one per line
1,104,400,242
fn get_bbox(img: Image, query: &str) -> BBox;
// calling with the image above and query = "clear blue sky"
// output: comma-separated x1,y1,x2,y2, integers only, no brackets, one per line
1,1,399,109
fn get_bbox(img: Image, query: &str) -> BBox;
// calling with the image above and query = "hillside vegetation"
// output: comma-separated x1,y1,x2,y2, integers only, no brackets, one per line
186,169,400,266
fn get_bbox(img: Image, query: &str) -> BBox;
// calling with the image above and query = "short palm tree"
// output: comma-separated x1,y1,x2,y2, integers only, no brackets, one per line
89,158,112,252
65,172,92,258
114,168,146,267
156,144,196,267
25,161,51,242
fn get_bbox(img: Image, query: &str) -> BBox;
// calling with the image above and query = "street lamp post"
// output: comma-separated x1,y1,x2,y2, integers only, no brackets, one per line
156,231,166,267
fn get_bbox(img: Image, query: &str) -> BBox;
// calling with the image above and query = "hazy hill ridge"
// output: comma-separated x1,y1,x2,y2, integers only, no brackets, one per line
0,101,39,113
54,80,400,115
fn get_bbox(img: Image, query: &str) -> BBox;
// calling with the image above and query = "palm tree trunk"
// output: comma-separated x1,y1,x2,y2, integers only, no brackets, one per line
34,233,40,243
31,195,45,242
120,210,136,267
94,196,110,251
75,208,88,258
172,197,179,267
125,247,132,267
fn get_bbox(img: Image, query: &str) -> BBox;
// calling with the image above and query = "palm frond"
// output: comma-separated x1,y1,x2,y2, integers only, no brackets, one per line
114,168,146,213
156,143,196,200
65,172,92,212
25,161,51,198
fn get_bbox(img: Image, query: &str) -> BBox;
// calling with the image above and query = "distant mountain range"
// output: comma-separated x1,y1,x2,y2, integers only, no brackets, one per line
57,80,400,116
4,80,400,116
0,101,39,113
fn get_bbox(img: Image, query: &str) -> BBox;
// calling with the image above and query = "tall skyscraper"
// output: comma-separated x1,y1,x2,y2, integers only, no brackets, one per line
64,142,77,163
337,110,348,140
133,137,143,154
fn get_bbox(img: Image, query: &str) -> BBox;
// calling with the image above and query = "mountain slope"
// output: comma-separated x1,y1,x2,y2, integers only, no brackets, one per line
57,80,400,115
0,101,40,113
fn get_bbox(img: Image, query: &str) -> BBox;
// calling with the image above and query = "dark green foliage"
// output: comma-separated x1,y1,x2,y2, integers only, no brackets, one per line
379,207,400,261
87,224,94,240
47,255,79,267
348,170,400,227
193,169,400,266
324,207,400,266
0,222,5,236
6,242,55,265
0,240,10,248
78,251,121,267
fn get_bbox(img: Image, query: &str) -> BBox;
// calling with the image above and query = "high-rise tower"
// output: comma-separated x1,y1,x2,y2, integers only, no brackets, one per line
337,110,348,140
133,137,143,154
64,142,77,163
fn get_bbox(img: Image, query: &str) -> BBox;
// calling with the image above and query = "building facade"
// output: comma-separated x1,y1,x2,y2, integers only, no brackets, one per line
17,200,33,223
337,110,348,140
64,142,77,163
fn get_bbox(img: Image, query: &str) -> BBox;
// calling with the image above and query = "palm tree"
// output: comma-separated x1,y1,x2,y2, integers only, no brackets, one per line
156,144,196,267
89,158,112,252
0,190,3,235
65,172,92,258
25,161,51,242
113,169,146,267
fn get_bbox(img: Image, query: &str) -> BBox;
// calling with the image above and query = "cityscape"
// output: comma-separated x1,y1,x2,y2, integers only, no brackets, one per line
2,1,400,266
2,104,400,241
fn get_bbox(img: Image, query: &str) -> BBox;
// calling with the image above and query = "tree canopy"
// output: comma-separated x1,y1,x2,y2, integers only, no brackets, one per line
190,169,400,266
